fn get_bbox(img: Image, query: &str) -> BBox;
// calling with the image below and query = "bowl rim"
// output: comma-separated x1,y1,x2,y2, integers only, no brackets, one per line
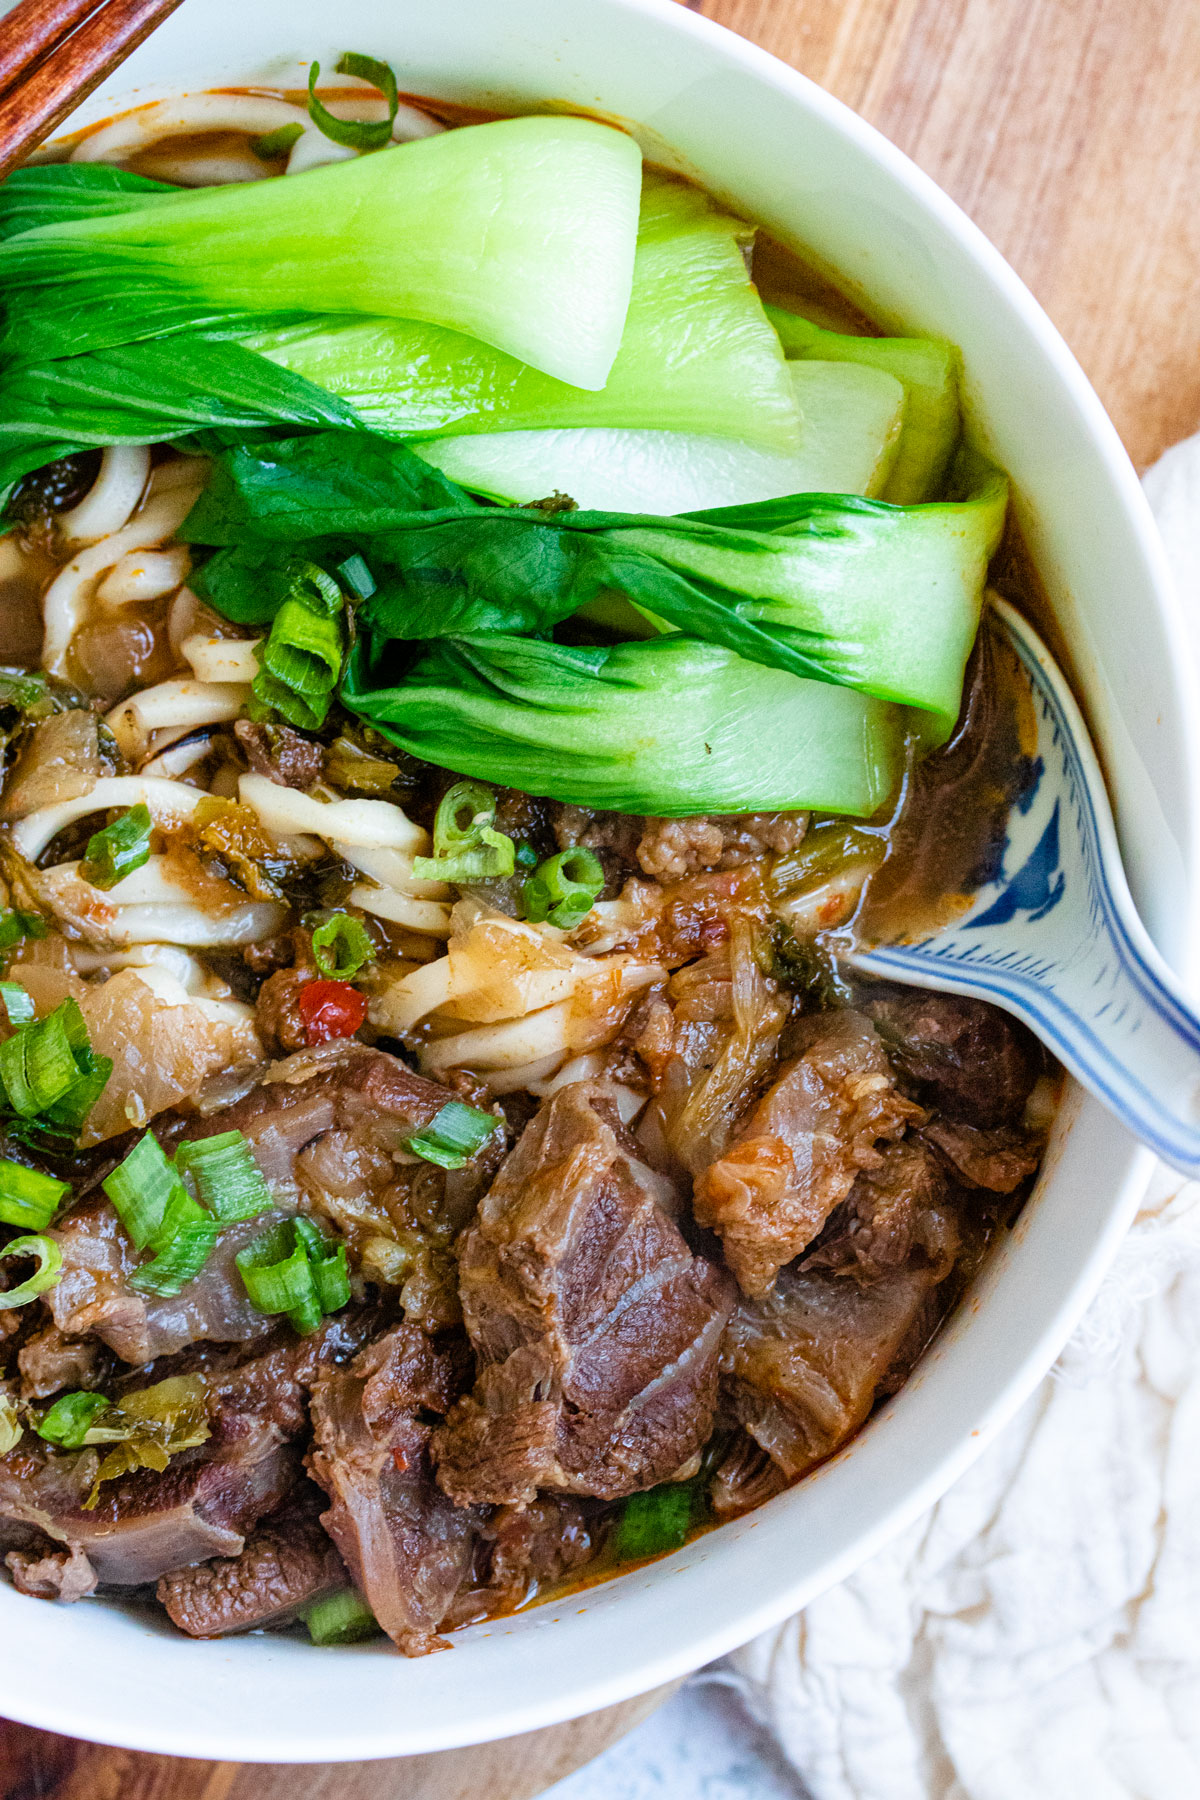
5,0,1200,1763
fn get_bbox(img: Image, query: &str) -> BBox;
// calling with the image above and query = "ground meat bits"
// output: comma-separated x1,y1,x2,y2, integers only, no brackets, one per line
636,812,809,881
234,720,323,791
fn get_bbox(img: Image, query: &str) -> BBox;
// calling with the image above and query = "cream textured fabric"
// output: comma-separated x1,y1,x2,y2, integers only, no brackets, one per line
724,436,1200,1800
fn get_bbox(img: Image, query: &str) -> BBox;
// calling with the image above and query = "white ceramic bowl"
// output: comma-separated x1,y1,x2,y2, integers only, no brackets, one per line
4,0,1198,1762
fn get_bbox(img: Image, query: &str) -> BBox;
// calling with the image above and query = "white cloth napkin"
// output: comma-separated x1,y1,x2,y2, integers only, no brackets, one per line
724,435,1200,1800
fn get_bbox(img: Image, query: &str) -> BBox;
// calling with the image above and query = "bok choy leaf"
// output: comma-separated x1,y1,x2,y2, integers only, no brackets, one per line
343,632,906,817
0,116,643,388
244,177,801,449
765,303,962,503
181,429,1006,732
0,164,175,241
0,337,358,510
410,360,905,512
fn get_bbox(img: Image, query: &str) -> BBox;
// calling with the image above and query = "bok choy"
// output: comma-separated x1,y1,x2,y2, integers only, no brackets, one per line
766,303,962,503
244,177,801,449
181,428,1007,735
411,360,906,512
343,632,906,817
0,115,644,388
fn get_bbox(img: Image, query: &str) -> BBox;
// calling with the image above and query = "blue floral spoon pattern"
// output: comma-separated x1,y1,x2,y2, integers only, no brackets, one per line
852,598,1200,1176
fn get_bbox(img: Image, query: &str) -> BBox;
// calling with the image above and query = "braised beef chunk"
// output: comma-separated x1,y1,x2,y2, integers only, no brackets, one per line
801,1140,961,1284
917,1116,1043,1193
693,1012,923,1297
6,1542,98,1602
47,1196,279,1365
446,1496,592,1629
307,1324,476,1656
0,1429,299,1589
863,989,1041,1127
18,1325,104,1401
433,1082,735,1506
0,1326,364,1592
233,720,323,791
158,1485,345,1638
721,1257,950,1480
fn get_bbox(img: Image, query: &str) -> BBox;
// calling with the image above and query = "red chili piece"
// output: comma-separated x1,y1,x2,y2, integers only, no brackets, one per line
297,979,368,1045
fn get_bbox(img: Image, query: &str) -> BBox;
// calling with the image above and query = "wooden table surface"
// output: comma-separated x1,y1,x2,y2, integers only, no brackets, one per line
9,0,1200,1793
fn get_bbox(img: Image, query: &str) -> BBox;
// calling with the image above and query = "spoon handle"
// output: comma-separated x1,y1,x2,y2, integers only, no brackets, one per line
855,600,1200,1177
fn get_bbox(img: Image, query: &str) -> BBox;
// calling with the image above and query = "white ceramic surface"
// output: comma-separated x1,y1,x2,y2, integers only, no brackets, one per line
3,0,1198,1763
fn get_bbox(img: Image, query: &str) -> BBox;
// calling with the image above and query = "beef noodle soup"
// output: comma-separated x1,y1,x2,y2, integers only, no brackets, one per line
0,67,1056,1653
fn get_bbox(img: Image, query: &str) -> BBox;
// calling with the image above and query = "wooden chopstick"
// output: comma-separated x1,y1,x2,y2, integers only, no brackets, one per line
0,0,109,100
0,0,185,182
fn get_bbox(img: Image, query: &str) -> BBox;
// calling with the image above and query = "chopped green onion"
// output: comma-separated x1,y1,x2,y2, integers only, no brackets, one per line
0,910,45,953
81,803,153,890
412,780,515,883
0,997,111,1146
611,1481,699,1561
175,1130,272,1225
0,1232,62,1307
236,1217,349,1334
514,841,539,871
307,52,399,152
0,983,34,1027
253,567,345,732
236,1220,320,1333
250,122,304,161
303,1587,380,1645
406,1099,499,1170
36,1390,110,1448
103,1130,188,1251
0,1002,82,1116
0,1158,67,1231
129,1191,219,1297
310,912,374,980
522,847,604,930
291,1215,351,1314
336,553,376,599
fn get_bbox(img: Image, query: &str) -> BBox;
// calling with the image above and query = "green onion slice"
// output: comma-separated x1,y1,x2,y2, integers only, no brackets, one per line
250,122,304,161
303,1586,380,1645
36,1390,110,1448
0,1158,67,1231
0,910,45,953
175,1130,272,1225
103,1130,188,1251
129,1191,220,1297
611,1481,699,1561
236,1217,349,1334
310,912,374,980
253,571,345,732
307,52,399,152
412,780,516,883
81,803,153,890
0,984,34,1027
335,553,376,600
522,847,604,930
0,1232,62,1307
406,1099,499,1170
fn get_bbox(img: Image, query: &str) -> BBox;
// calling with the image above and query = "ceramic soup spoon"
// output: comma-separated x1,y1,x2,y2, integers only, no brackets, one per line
852,597,1200,1177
